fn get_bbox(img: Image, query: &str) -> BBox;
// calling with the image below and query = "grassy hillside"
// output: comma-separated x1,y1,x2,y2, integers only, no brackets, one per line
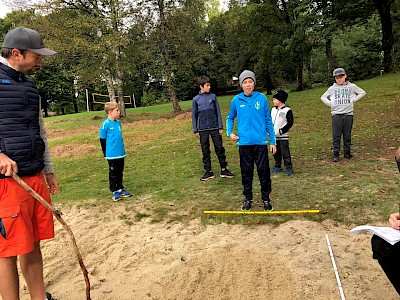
46,73,399,226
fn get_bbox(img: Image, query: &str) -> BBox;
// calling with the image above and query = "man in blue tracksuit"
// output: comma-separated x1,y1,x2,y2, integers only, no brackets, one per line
192,75,234,181
226,70,276,211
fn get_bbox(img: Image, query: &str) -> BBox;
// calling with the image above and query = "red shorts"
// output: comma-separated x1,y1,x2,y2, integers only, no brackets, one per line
0,172,54,257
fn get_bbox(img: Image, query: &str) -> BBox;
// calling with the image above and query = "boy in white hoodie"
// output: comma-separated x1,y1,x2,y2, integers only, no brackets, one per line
321,68,366,162
271,90,294,176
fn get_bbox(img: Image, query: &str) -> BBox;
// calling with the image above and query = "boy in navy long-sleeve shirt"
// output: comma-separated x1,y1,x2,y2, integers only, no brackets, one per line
192,76,233,181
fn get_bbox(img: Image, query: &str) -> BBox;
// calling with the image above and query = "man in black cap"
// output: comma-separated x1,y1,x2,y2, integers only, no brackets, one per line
0,27,58,300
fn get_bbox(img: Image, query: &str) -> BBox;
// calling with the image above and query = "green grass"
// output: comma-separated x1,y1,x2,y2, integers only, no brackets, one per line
47,73,400,226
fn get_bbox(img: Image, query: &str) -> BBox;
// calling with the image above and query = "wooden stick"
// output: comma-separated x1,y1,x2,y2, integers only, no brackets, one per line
12,173,91,300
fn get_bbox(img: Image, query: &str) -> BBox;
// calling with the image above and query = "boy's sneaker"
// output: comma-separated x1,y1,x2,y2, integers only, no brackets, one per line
220,168,234,178
285,168,293,176
200,171,215,181
46,292,57,300
241,200,252,211
344,153,353,160
119,189,132,198
271,167,283,175
332,155,340,162
263,200,273,211
112,191,122,201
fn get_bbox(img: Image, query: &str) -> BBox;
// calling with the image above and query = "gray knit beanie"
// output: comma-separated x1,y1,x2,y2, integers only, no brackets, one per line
239,70,256,87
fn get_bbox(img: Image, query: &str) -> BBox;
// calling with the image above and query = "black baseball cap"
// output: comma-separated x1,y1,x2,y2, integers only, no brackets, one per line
2,27,56,56
273,89,288,103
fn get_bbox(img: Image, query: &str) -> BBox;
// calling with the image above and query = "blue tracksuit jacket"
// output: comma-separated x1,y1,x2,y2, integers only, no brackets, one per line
226,91,276,146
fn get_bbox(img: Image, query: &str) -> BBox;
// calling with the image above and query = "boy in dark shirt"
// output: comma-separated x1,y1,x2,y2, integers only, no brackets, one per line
192,76,233,181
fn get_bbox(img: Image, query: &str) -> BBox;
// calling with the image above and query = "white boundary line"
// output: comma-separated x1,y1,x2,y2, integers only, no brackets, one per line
325,234,346,300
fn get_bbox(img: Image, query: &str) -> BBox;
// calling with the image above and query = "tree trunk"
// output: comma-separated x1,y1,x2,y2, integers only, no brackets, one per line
41,97,49,117
111,3,126,117
158,0,181,112
72,98,78,113
165,74,181,113
265,69,273,95
374,0,395,73
296,63,303,91
97,26,116,103
104,65,116,102
115,45,126,116
325,37,334,77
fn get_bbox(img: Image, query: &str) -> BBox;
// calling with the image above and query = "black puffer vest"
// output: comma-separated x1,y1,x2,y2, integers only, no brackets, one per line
0,63,45,178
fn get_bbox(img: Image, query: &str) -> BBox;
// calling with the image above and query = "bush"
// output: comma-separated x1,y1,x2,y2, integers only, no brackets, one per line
141,89,169,107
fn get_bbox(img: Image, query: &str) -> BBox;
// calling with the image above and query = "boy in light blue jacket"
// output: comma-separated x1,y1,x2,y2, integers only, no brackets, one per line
100,102,132,201
226,70,276,211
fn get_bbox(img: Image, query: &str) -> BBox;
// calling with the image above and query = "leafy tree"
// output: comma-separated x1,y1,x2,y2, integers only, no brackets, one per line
35,63,76,115
35,0,137,116
333,14,382,79
142,0,210,112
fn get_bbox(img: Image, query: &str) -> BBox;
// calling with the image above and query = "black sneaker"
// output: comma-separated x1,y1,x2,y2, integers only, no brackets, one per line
263,201,273,211
332,155,339,162
46,292,57,300
241,200,252,211
344,153,353,159
200,171,215,181
220,168,234,178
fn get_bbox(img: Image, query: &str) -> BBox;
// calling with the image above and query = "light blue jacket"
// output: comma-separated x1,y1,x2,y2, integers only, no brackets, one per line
99,118,126,160
226,91,276,146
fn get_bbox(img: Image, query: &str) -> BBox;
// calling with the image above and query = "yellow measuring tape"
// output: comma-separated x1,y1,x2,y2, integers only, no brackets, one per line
203,210,320,215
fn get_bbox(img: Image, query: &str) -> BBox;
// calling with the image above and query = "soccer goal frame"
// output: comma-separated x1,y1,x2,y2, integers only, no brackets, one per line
92,93,132,105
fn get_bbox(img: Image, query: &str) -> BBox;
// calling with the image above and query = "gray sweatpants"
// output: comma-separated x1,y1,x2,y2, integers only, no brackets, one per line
332,114,353,156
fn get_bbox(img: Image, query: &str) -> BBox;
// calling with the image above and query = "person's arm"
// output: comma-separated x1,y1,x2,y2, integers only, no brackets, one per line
39,102,59,194
39,107,55,175
191,98,198,134
264,99,276,146
321,88,333,107
352,85,366,103
214,96,223,130
226,99,238,140
100,138,107,157
279,110,294,135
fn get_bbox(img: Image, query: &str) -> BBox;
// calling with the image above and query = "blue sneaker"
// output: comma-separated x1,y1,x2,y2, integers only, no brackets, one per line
285,168,293,176
112,191,122,201
271,167,283,175
119,189,132,198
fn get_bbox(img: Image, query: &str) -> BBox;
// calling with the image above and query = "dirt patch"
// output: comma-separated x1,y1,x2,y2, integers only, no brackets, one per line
174,111,192,121
51,144,98,158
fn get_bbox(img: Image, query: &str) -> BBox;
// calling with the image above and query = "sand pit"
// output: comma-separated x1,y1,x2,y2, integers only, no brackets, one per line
18,205,398,300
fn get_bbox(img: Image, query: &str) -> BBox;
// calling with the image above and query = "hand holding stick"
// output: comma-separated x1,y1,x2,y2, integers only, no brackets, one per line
12,173,91,300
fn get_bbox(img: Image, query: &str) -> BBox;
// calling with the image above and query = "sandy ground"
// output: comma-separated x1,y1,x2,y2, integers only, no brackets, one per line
18,205,398,300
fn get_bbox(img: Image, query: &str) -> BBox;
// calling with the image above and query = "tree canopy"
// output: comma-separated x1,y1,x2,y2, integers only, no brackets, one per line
0,0,398,113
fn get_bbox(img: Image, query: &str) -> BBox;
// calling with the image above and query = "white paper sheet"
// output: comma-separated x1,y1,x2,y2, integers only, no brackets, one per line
350,225,400,245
